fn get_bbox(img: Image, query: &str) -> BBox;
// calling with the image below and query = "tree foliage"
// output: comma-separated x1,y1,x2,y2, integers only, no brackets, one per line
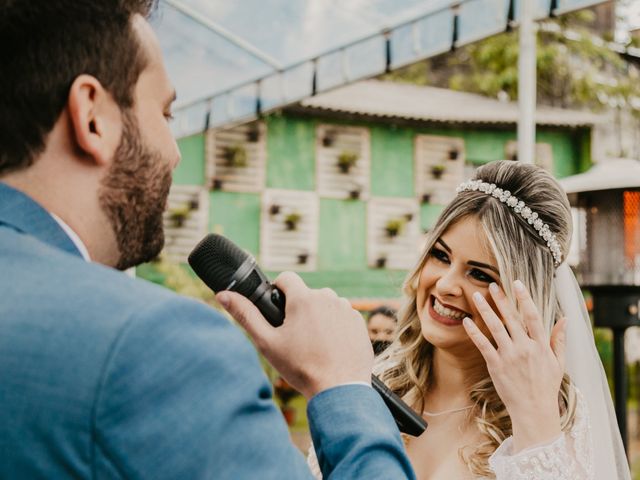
384,10,640,116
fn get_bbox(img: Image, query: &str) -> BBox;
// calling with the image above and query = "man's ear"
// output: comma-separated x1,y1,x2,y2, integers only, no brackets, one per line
67,75,122,166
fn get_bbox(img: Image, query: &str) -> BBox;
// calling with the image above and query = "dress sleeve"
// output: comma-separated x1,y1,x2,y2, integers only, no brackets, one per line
488,389,594,479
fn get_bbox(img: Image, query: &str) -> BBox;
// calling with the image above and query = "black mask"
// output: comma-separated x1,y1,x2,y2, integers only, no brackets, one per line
372,340,392,356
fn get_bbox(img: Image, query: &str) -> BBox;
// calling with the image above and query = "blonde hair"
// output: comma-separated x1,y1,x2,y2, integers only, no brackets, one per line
375,161,578,477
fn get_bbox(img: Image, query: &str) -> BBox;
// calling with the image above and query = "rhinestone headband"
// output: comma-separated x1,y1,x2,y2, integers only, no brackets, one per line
456,180,563,266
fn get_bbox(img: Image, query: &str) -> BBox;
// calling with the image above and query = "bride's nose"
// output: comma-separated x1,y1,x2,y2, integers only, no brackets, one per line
435,267,464,298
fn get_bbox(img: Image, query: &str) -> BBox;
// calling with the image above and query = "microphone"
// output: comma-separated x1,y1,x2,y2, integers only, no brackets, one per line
371,375,426,437
188,233,285,327
188,234,427,436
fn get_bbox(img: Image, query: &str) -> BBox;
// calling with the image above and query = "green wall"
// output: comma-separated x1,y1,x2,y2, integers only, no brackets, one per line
266,115,316,190
430,128,516,165
415,125,587,177
318,199,367,270
421,204,445,232
209,191,261,257
370,126,415,197
267,269,408,299
263,115,589,199
536,130,573,178
145,114,590,299
174,134,205,185
260,116,588,298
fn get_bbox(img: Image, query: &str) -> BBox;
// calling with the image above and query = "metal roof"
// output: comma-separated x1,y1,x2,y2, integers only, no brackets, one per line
294,80,601,127
152,0,609,136
560,158,640,193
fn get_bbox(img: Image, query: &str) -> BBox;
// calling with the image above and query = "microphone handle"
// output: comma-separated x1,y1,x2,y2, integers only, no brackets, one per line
248,281,285,327
236,263,285,327
371,375,427,437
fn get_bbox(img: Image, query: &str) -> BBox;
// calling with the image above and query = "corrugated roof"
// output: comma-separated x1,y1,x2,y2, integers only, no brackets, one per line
560,158,640,193
296,80,601,127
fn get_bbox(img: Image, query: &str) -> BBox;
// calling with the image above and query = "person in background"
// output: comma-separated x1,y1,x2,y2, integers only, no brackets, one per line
367,305,398,355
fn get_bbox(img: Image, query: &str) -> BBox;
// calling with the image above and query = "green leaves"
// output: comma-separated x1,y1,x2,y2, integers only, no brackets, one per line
444,14,640,115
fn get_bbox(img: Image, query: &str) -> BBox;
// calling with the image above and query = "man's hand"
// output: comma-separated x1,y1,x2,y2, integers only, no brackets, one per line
216,271,374,399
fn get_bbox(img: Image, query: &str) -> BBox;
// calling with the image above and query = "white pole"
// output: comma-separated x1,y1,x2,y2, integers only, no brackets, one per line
518,0,537,164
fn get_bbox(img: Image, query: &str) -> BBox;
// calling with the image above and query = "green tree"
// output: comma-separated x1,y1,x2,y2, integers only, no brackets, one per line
384,11,640,116
450,11,639,111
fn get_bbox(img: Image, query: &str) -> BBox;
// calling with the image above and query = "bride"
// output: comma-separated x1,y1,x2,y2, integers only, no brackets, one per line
309,160,630,479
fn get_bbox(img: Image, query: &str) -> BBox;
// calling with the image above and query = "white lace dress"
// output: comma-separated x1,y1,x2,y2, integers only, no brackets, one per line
307,389,593,479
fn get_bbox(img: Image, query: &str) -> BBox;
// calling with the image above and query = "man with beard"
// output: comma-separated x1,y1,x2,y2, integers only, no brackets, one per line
0,1,415,479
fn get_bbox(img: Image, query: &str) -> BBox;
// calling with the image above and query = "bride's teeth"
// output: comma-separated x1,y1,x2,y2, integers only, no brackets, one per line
434,298,465,320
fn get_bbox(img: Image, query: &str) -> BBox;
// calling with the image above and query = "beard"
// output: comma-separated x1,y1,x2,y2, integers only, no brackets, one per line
99,111,172,271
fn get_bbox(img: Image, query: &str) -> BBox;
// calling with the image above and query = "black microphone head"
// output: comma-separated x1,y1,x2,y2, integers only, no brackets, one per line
188,234,262,296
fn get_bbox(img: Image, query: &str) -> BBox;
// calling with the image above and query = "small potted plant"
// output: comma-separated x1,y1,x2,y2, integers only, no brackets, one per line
188,199,200,210
322,130,336,147
448,148,460,160
375,256,387,269
169,205,191,228
269,204,281,216
297,252,309,265
431,164,446,179
404,213,414,222
385,218,405,238
210,177,224,190
223,144,248,167
348,185,362,200
421,193,432,204
246,125,260,142
336,151,359,174
284,212,302,231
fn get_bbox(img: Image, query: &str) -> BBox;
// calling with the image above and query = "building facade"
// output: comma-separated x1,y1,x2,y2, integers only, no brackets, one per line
143,81,596,302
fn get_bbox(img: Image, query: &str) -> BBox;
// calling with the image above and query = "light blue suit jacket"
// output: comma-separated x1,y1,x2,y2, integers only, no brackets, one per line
0,182,415,479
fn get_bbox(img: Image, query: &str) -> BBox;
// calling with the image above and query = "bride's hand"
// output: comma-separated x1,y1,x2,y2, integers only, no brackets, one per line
462,280,567,452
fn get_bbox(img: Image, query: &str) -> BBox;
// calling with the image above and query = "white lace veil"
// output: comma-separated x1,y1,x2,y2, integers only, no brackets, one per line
555,263,631,479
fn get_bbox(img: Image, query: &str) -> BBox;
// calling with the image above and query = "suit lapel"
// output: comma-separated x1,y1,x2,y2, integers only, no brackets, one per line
0,182,82,258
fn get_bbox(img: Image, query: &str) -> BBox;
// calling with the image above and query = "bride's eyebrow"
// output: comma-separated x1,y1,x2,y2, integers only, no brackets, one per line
437,238,499,274
435,238,451,252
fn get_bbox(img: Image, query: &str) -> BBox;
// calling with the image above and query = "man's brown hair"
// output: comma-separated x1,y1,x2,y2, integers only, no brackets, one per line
0,0,158,174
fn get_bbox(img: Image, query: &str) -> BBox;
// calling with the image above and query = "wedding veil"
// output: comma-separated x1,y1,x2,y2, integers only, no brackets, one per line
555,262,631,479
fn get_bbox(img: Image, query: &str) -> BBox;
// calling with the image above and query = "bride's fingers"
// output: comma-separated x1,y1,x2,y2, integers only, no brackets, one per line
550,317,567,371
463,317,499,366
488,282,527,342
472,291,512,349
513,280,545,342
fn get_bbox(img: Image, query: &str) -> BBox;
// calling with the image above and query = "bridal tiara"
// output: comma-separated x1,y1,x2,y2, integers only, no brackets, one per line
456,179,563,266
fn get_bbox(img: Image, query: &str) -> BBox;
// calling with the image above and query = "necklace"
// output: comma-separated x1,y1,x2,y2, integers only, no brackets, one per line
422,405,473,417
